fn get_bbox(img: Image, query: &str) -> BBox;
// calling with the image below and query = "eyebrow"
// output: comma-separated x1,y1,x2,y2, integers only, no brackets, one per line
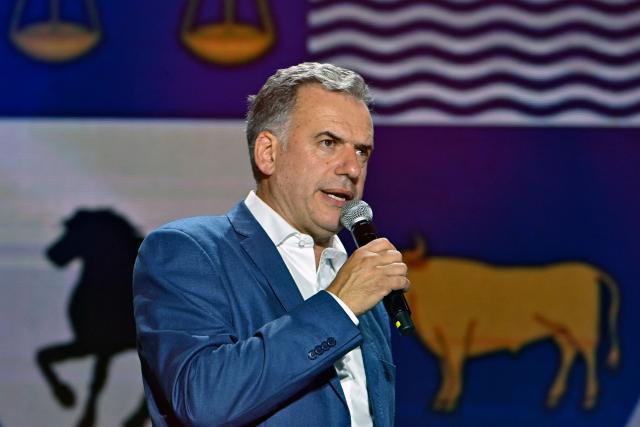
315,131,373,151
314,131,344,144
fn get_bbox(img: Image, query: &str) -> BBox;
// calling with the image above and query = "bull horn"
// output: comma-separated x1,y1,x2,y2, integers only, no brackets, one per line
403,235,427,263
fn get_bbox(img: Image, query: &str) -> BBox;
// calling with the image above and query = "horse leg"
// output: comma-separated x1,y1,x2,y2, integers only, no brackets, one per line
123,394,149,427
36,341,90,407
76,353,111,427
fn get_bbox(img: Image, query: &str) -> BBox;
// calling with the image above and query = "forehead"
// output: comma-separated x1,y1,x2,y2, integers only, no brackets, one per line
289,84,373,144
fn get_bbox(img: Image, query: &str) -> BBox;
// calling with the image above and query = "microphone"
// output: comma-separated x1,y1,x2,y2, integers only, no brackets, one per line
340,200,414,336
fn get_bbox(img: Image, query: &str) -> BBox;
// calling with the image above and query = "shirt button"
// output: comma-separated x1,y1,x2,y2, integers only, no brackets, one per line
298,240,306,248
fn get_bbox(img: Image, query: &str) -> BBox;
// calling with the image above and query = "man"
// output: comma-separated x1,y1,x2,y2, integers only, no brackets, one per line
133,62,409,426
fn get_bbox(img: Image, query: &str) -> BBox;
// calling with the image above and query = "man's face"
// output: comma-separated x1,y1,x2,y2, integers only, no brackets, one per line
262,84,373,243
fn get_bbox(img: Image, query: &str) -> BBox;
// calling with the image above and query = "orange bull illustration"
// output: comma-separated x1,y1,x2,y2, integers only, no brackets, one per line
403,238,620,412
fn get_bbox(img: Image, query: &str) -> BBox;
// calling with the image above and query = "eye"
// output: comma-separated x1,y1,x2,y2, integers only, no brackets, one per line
355,146,372,160
320,139,336,148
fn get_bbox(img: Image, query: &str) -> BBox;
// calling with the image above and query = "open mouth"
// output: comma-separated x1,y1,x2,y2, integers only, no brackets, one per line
321,189,354,203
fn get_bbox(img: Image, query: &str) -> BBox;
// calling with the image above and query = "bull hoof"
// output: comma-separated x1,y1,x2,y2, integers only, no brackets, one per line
583,394,597,410
432,397,457,412
53,382,75,408
546,393,561,408
432,397,445,412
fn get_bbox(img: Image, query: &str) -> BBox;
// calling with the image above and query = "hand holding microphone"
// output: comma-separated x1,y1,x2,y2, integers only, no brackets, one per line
327,200,414,336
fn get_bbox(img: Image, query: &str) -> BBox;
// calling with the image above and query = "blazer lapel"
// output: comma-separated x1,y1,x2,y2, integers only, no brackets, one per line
227,201,350,409
227,202,347,412
227,202,303,312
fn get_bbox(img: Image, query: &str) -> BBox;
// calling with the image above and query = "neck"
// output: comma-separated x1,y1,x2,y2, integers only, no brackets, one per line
313,239,334,268
255,186,335,268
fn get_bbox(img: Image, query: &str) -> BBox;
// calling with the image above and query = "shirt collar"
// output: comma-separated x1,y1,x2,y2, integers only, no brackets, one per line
244,191,346,255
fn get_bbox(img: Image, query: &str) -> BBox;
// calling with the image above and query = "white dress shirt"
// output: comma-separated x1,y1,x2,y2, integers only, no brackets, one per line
245,191,373,427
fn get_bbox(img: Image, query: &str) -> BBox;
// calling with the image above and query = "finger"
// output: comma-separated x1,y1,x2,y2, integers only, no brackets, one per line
354,252,400,271
376,249,403,264
361,237,395,253
361,250,402,268
385,276,410,292
377,262,407,277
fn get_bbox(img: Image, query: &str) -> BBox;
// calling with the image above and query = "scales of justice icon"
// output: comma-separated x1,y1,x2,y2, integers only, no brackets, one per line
181,0,275,65
9,0,101,62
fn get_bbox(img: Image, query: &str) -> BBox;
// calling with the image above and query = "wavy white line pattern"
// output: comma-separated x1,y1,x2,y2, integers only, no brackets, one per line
308,0,640,125
309,5,640,31
309,31,640,56
370,83,640,106
372,110,640,126
326,55,640,82
311,0,638,4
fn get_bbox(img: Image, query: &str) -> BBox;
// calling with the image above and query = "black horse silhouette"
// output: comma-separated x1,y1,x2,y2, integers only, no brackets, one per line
37,209,148,427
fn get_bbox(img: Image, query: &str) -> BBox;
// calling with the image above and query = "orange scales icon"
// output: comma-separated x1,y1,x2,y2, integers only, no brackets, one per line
181,0,275,65
10,0,101,62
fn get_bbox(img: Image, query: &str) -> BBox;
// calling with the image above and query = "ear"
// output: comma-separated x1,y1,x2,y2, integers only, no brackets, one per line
253,131,279,177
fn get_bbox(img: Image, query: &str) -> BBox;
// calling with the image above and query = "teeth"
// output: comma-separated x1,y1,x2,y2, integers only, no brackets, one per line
327,193,346,201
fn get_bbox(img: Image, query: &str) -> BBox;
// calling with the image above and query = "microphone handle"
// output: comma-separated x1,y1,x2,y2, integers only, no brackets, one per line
350,220,415,336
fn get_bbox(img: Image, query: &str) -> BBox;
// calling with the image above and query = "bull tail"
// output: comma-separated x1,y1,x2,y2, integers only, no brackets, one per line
598,270,620,369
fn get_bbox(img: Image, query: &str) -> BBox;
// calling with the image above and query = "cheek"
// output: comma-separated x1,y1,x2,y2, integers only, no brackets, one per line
358,167,368,189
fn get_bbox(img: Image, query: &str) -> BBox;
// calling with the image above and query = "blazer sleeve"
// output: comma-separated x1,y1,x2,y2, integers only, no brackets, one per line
133,226,362,426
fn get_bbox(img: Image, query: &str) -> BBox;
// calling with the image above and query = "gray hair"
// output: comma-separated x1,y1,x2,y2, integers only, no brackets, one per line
245,62,372,180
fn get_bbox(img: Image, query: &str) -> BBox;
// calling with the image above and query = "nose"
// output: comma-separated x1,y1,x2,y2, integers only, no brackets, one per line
336,145,362,181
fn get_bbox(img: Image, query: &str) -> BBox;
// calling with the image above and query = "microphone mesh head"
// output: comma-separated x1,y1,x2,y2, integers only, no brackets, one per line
340,200,373,231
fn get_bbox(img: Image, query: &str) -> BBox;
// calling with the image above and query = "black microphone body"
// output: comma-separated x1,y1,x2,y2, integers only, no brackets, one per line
348,219,415,336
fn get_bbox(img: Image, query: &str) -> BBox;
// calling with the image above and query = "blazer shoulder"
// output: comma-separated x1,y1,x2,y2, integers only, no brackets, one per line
154,201,251,238
143,202,254,254
158,215,229,236
137,215,228,256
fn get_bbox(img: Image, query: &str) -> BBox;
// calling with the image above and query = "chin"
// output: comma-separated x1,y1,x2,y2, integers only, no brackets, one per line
311,221,340,240
323,223,342,236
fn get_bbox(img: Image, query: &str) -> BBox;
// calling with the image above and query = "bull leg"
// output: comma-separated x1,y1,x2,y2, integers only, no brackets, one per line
432,326,465,412
547,335,577,408
36,341,91,407
432,326,452,411
442,350,464,411
76,353,111,427
581,346,598,409
433,356,451,411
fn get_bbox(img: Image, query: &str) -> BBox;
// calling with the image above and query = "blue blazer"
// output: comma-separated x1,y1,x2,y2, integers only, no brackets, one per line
133,202,395,426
